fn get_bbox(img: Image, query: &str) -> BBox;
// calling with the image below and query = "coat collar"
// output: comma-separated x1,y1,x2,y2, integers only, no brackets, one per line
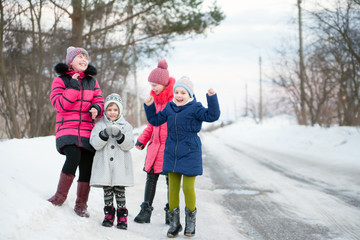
170,95,197,113
54,63,97,76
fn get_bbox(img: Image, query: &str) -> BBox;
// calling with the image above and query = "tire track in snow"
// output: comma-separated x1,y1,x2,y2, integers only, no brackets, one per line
202,140,332,240
224,143,360,208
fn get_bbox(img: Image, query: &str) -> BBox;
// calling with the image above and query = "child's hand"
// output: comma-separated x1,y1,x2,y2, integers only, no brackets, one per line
135,140,145,150
208,88,216,96
144,96,154,106
110,126,123,139
89,108,98,119
72,73,80,80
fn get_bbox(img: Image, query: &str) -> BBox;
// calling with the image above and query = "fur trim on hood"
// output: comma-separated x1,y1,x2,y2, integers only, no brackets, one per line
54,63,97,76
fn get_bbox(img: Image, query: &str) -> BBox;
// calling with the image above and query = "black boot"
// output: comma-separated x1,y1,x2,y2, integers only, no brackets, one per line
134,202,153,223
164,203,170,225
184,207,197,237
167,207,182,238
102,206,115,227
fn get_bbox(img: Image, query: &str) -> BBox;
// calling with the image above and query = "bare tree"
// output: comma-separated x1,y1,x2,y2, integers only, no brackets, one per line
0,0,225,138
272,0,360,126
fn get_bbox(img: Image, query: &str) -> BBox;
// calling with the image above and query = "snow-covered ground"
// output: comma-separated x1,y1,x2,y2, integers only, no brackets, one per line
0,115,359,240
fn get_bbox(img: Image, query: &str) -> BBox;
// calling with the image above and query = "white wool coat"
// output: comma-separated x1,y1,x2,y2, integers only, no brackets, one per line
90,116,135,188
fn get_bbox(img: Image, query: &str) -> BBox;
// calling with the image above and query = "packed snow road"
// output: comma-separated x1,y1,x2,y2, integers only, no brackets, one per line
201,131,360,240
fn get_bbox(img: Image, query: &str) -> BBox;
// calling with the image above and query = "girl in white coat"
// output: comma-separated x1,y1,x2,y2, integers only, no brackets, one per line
90,93,135,230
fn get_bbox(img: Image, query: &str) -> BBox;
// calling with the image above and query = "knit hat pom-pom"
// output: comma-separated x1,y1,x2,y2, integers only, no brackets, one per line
67,46,75,54
157,59,168,70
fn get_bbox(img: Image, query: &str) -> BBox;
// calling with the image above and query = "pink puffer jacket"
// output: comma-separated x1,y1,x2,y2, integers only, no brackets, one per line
138,77,175,173
50,63,104,154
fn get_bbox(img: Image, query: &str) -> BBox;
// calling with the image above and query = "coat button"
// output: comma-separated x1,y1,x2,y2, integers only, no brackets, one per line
111,145,115,149
110,157,113,161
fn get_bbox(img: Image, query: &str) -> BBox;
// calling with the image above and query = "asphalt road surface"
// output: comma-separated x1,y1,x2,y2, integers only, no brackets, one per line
202,132,360,240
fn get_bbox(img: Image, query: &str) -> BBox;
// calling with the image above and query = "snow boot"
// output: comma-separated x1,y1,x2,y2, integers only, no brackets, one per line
134,201,153,223
164,203,170,225
184,207,197,237
102,206,115,227
117,208,128,230
167,207,182,238
48,172,75,206
74,181,90,218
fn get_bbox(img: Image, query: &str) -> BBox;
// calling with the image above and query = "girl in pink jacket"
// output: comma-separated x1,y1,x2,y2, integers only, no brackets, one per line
48,47,104,218
134,59,175,224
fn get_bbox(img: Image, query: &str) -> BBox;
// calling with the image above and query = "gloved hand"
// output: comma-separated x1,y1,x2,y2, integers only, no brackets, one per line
110,126,122,139
135,140,145,150
99,127,112,140
69,78,80,90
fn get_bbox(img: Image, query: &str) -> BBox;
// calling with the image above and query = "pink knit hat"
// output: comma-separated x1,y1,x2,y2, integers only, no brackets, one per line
148,59,170,86
66,46,89,66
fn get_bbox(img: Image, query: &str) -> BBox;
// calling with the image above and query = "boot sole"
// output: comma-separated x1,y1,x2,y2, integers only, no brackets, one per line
167,226,183,238
134,219,150,223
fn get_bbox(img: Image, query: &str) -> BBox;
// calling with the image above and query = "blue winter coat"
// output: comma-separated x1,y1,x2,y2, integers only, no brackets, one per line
144,94,220,176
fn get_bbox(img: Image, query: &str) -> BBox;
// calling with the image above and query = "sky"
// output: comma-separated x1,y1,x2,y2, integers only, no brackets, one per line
136,0,299,121
0,115,359,239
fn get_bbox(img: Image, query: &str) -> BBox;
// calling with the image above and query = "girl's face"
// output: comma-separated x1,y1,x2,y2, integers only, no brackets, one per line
71,53,89,72
150,83,166,95
173,86,190,106
106,104,119,121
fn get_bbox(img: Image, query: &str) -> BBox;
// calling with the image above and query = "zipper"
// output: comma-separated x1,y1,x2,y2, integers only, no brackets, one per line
78,79,83,147
173,112,178,172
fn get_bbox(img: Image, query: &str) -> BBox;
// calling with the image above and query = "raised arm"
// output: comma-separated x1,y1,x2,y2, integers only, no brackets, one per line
195,89,220,122
144,101,168,127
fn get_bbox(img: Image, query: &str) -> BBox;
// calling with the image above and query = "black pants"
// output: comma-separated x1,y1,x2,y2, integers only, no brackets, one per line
62,145,94,182
144,170,169,206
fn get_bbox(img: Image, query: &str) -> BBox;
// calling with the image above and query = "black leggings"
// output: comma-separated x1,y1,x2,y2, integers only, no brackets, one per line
144,170,169,206
62,145,94,182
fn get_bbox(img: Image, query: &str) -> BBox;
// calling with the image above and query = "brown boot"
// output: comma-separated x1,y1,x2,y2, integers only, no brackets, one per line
48,172,75,206
74,181,90,218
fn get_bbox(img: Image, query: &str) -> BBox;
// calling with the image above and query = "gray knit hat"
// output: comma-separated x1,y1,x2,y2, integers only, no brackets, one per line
104,93,124,121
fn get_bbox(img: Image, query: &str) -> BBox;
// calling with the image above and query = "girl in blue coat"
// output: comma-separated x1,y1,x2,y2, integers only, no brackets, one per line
144,76,220,238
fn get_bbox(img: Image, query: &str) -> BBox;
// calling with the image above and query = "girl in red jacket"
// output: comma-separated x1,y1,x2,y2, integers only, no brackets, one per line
134,59,175,224
48,47,104,218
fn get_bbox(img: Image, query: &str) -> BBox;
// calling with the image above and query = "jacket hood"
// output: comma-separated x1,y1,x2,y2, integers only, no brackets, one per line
104,93,124,122
150,77,175,105
54,63,97,76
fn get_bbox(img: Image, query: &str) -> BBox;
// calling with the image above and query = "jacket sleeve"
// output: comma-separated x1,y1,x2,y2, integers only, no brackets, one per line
50,76,80,112
89,79,104,118
195,94,221,122
118,122,135,152
144,102,168,127
90,122,108,151
137,123,153,146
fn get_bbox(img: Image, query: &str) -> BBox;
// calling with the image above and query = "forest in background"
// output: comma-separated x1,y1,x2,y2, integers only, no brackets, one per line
1,0,360,140
0,0,224,138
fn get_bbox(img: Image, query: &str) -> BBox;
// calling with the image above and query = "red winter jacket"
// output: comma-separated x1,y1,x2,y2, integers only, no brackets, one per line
138,77,175,173
50,63,104,154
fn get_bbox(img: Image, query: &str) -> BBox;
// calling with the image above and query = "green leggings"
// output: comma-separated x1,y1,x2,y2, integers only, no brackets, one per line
168,172,196,212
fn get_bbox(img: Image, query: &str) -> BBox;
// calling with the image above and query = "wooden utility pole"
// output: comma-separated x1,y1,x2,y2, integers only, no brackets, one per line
259,56,263,123
297,0,307,125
